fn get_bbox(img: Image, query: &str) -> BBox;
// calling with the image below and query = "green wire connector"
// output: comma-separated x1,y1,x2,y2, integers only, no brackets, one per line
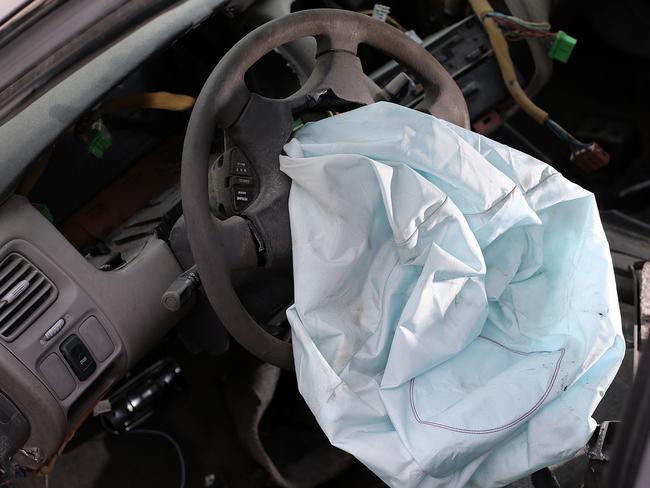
84,119,113,158
37,204,54,223
548,31,577,63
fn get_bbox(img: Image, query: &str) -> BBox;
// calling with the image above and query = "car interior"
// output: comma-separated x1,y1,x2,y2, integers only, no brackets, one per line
0,0,648,486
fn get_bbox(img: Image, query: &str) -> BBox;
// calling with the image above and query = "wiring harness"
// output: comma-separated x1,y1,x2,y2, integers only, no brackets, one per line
468,0,610,171
484,11,577,64
483,11,556,42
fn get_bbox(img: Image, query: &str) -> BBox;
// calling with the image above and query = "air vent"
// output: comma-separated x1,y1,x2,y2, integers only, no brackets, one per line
0,253,57,341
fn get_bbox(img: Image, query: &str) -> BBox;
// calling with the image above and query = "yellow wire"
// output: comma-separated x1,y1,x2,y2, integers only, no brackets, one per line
100,92,195,114
468,0,548,125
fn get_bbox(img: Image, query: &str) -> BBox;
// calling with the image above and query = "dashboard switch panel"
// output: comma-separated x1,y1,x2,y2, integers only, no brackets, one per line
60,335,96,381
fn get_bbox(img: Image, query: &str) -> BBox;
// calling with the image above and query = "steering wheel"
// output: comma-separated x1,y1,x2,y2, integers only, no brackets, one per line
181,8,469,370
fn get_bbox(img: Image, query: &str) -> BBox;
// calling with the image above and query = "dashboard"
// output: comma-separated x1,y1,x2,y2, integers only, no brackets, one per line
0,0,550,473
0,0,232,469
0,197,183,468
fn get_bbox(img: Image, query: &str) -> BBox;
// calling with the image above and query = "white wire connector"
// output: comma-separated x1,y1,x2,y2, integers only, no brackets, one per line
372,4,391,23
405,30,423,44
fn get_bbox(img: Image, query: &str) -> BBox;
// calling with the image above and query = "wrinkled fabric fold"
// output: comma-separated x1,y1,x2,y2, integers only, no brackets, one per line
280,102,623,487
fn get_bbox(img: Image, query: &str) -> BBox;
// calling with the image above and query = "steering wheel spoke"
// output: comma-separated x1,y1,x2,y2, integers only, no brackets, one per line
293,49,380,108
314,24,361,54
212,216,260,273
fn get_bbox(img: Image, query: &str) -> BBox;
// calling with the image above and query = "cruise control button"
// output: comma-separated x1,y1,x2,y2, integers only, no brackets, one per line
231,175,253,187
233,188,254,212
231,160,251,176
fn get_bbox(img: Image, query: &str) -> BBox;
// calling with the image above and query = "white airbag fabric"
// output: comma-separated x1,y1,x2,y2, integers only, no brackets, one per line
279,102,624,487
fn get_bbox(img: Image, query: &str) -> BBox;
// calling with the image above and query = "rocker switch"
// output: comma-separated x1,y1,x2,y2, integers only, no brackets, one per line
233,188,254,212
60,335,96,381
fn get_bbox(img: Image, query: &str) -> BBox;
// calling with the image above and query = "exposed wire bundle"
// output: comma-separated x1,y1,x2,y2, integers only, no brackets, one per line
545,117,611,171
483,12,555,42
544,118,591,153
468,0,610,171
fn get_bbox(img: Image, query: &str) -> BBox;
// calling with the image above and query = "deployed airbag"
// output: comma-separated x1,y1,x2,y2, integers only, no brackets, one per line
280,102,624,487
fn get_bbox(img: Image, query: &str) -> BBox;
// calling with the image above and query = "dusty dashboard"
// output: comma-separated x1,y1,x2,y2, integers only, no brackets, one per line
0,0,233,470
0,197,184,469
0,0,553,473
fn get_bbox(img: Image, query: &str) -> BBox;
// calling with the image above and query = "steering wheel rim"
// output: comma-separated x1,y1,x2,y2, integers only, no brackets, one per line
181,9,469,370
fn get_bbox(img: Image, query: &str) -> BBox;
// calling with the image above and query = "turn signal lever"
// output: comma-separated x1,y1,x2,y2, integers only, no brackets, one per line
161,265,200,312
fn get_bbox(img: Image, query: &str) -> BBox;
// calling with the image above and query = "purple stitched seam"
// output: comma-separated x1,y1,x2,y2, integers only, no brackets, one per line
409,336,566,435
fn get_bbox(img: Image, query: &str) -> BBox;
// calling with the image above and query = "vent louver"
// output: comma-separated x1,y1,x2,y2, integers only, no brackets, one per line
0,253,57,341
